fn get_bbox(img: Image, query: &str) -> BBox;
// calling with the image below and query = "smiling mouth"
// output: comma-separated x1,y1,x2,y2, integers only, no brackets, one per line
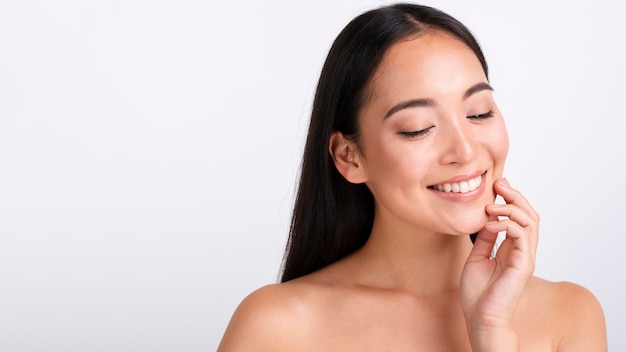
428,173,483,194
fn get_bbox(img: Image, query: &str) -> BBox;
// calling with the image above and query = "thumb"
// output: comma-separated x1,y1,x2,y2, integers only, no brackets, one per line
468,215,499,260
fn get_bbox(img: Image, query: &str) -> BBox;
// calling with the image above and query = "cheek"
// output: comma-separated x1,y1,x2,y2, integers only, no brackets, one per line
496,124,509,161
488,123,509,175
364,141,430,188
371,145,412,178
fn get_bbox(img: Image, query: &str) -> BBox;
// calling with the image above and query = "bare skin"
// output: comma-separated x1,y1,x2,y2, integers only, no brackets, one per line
218,31,607,351
219,259,605,351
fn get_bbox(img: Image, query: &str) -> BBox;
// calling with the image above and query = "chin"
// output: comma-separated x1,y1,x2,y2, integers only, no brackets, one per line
447,209,489,236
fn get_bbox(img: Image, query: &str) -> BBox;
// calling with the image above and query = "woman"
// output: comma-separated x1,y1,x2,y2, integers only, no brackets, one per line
218,3,607,350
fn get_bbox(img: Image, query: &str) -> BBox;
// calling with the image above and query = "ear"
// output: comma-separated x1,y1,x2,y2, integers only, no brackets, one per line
328,131,368,184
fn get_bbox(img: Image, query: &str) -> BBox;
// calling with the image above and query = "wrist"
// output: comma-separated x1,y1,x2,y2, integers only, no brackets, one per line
466,321,520,352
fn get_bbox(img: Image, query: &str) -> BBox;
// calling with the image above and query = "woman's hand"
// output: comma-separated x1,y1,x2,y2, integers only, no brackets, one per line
459,178,539,351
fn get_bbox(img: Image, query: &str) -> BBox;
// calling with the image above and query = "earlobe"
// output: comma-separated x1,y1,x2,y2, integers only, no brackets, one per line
328,131,368,184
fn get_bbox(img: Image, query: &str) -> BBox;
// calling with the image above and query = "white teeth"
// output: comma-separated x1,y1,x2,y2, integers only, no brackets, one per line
434,174,482,194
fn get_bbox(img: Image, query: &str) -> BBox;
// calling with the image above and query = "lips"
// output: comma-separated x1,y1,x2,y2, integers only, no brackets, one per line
429,173,483,194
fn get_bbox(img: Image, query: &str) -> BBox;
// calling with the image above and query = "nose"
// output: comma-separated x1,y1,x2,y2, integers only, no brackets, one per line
438,122,476,165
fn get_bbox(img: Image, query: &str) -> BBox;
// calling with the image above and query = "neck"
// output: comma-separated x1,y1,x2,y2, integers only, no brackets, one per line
350,217,474,296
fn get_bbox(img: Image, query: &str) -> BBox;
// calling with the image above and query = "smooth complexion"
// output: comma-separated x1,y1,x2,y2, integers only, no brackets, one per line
218,30,607,351
352,30,509,239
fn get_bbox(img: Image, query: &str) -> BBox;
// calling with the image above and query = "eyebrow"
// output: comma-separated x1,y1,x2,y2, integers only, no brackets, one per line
384,82,494,119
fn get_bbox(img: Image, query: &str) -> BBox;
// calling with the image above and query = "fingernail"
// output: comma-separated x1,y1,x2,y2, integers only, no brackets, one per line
499,177,510,187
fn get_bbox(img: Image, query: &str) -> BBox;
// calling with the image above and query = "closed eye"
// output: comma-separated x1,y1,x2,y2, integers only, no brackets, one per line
399,126,434,139
468,110,494,120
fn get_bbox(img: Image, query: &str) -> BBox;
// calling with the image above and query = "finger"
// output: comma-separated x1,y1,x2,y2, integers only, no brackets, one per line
494,179,539,223
493,178,539,251
484,219,525,240
468,215,499,260
486,203,534,228
484,218,535,262
493,236,536,278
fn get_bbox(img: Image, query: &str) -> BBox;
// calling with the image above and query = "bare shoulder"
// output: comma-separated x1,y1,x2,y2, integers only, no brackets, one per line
217,281,317,352
524,277,607,351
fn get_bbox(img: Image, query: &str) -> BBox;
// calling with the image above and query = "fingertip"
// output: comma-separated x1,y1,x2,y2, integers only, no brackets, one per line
486,203,504,209
484,221,499,231
499,177,511,188
483,220,504,234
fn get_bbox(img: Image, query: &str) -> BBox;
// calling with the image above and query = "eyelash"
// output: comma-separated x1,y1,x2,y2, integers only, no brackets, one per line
468,110,494,120
399,110,494,139
399,126,434,138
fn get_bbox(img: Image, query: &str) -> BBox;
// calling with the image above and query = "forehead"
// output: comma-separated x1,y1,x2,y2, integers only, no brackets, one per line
366,30,487,103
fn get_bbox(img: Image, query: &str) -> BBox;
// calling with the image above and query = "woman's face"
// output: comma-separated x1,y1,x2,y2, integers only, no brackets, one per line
356,31,509,236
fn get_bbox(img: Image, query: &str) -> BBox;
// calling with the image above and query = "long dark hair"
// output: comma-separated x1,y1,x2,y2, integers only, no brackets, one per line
281,3,489,282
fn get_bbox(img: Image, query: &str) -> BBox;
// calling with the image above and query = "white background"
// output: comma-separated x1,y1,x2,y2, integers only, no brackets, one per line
0,0,624,351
